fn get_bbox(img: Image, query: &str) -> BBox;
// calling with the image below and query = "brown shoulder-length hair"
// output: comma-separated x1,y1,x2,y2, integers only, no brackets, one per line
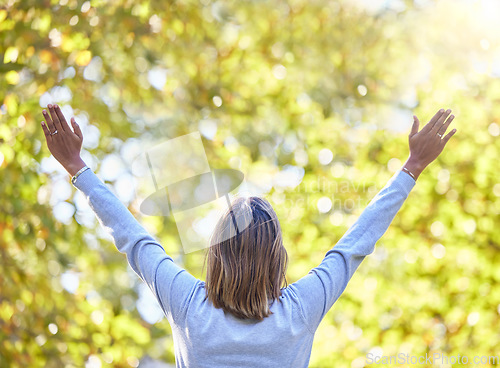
203,196,288,321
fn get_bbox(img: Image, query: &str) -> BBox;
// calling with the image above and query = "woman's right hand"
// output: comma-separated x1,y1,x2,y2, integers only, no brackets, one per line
403,108,457,180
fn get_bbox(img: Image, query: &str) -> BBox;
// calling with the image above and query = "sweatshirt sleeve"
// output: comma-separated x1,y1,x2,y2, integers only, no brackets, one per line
289,170,416,332
72,168,199,321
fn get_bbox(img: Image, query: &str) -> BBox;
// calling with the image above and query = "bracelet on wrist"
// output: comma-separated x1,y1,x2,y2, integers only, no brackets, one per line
402,166,416,181
71,166,90,185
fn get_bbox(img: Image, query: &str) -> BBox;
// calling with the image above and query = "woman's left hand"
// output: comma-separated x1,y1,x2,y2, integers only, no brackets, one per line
41,104,86,176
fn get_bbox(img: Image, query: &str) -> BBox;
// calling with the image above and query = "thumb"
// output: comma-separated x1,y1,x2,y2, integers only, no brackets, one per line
71,117,83,139
410,115,419,137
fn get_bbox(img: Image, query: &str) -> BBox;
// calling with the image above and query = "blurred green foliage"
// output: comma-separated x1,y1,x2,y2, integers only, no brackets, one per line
1,0,499,367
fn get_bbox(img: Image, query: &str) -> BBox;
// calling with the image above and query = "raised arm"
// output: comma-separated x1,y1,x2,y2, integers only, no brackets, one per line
290,108,457,331
40,104,157,264
39,104,199,320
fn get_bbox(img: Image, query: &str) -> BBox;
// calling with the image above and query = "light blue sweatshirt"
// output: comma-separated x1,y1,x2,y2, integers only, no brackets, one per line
73,168,415,368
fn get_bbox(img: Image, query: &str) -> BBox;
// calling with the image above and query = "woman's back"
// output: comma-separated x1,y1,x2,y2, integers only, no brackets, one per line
171,280,314,368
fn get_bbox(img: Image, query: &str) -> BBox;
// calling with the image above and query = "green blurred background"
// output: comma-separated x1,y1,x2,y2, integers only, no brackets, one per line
1,0,499,366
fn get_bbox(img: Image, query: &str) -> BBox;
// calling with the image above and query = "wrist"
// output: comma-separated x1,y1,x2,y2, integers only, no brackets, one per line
403,157,426,180
64,158,86,177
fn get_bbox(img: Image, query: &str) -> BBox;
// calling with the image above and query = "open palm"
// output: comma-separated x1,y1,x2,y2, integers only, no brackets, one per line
41,104,86,176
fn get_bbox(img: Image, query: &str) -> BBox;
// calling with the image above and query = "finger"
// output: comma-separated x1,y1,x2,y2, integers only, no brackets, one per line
71,117,83,139
48,104,63,131
54,104,70,131
422,109,444,132
432,109,452,133
410,115,419,136
42,108,55,132
442,128,457,145
41,121,51,141
438,114,454,136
